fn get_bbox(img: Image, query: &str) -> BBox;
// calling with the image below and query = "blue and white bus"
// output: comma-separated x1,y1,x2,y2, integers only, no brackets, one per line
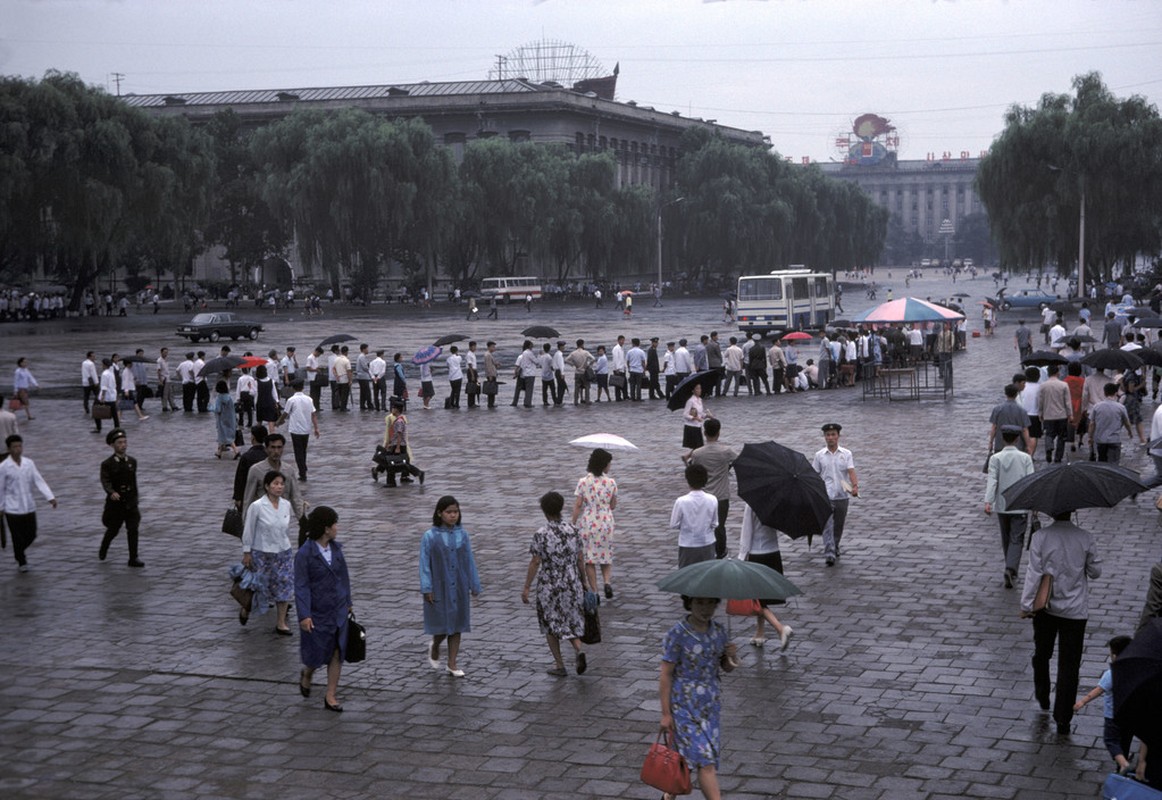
736,268,835,336
480,276,543,303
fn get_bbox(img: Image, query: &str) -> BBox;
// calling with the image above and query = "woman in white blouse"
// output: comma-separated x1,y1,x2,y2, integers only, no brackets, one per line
737,503,793,650
241,470,293,632
681,382,711,449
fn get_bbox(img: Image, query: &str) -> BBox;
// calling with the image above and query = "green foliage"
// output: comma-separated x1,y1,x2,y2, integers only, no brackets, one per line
977,72,1162,286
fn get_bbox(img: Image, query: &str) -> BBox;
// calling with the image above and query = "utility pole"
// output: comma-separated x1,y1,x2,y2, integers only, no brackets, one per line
111,72,125,96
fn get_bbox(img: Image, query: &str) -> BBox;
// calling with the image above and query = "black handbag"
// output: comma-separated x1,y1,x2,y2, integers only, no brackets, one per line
222,507,244,538
483,379,499,396
345,614,366,663
92,404,113,420
581,607,602,644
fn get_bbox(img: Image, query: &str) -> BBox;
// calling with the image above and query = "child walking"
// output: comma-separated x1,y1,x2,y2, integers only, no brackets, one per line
1074,635,1134,773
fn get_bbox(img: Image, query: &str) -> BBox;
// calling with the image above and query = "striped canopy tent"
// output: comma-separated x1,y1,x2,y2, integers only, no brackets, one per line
853,297,966,324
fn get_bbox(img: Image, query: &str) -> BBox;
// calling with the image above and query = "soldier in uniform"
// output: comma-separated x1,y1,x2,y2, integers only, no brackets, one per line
99,429,144,567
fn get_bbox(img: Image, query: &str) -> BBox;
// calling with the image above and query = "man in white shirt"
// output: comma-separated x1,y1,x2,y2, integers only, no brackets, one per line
662,341,678,398
512,340,539,408
669,462,720,567
464,341,479,409
368,349,388,412
333,346,352,412
812,423,858,567
445,346,464,409
306,346,324,411
723,336,745,396
611,335,628,402
82,351,100,415
193,351,209,413
551,341,568,406
278,382,319,484
96,357,121,431
279,347,299,389
177,351,197,413
0,434,56,572
156,347,177,412
673,339,693,383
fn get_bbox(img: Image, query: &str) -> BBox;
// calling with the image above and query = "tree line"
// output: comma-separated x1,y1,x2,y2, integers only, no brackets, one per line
977,72,1162,287
1,71,888,306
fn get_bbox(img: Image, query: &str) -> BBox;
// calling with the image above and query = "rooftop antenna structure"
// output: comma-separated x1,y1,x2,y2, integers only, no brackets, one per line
490,39,606,85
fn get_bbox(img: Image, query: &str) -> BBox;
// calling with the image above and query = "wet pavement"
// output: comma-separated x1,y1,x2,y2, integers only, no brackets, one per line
0,275,1155,799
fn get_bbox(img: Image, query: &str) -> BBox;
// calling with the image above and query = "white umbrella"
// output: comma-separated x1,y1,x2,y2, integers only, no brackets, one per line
569,433,639,452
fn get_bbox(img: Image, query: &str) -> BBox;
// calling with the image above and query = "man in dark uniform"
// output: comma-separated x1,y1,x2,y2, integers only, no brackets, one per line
99,429,144,567
646,337,663,400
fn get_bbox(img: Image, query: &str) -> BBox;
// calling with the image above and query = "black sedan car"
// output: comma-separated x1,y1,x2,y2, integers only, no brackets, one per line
175,312,263,343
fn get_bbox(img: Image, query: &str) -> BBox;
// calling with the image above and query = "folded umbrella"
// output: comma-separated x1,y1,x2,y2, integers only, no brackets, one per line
656,558,803,601
733,441,832,540
1001,461,1147,516
667,369,724,412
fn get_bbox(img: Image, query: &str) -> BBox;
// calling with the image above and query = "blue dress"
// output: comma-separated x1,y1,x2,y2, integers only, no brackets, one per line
662,618,729,769
215,393,237,446
419,525,482,635
294,540,352,668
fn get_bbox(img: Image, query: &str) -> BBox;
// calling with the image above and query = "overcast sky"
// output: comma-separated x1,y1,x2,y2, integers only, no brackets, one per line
3,0,1160,162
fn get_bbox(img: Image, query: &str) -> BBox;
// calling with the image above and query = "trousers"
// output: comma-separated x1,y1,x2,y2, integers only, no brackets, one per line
1032,613,1087,728
996,513,1026,575
822,498,849,559
5,512,37,566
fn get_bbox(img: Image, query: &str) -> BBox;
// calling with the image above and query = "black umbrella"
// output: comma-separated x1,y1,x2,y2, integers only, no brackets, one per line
1021,350,1068,367
1082,348,1144,372
1113,618,1162,742
829,319,854,328
318,334,357,347
1128,306,1155,317
1048,300,1072,313
1134,348,1162,368
1130,317,1162,329
667,369,724,412
120,354,153,364
462,290,483,299
1071,333,1098,344
197,355,245,377
952,292,971,298
1001,461,1147,516
433,334,469,347
521,325,561,338
720,291,737,300
733,441,832,541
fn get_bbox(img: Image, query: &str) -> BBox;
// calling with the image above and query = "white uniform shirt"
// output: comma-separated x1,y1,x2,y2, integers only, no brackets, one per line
282,392,315,435
82,358,100,387
669,489,719,549
446,354,463,381
0,456,54,514
812,446,855,500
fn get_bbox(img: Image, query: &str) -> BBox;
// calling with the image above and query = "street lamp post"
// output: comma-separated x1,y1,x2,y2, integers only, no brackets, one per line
657,196,685,293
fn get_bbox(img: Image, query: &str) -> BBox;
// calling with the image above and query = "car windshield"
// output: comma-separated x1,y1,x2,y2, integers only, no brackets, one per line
191,314,215,324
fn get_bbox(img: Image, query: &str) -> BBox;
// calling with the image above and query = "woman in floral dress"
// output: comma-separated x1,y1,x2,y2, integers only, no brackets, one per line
521,491,595,676
659,596,738,800
571,448,618,599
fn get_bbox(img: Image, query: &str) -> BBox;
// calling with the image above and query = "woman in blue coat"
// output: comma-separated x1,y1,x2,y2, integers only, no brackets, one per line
420,495,481,678
294,505,352,712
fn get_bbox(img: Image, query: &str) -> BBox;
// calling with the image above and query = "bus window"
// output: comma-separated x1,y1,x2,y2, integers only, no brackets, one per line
791,278,809,300
813,276,830,298
739,278,782,301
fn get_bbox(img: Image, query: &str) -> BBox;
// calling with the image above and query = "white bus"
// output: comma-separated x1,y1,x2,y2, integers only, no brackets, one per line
736,268,836,336
480,276,543,302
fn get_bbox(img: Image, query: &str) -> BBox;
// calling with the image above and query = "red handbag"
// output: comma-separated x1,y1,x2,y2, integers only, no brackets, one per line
726,598,762,617
640,731,692,795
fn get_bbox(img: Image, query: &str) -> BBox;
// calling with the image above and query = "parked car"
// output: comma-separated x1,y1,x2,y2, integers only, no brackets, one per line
994,289,1059,311
176,312,263,343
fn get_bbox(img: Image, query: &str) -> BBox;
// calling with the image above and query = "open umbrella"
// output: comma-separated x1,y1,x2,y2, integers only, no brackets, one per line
1113,618,1162,741
667,369,724,412
522,325,561,339
461,289,483,298
1082,348,1144,372
569,433,639,452
1134,348,1162,368
1048,301,1073,313
952,292,971,298
411,345,442,365
853,296,965,324
197,355,265,377
1071,333,1098,344
433,334,469,347
732,441,832,540
1128,306,1156,318
120,354,154,364
1001,461,1147,516
1021,350,1069,367
1130,317,1162,329
829,319,854,328
719,291,737,300
978,300,995,308
656,558,803,601
318,333,357,348
779,331,813,341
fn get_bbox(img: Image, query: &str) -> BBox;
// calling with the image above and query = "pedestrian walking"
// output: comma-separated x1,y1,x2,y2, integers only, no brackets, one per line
12,357,38,420
98,428,144,567
812,423,858,567
420,495,482,678
0,434,56,572
737,503,793,649
572,448,618,599
212,380,239,459
521,491,593,677
241,469,295,634
669,463,719,567
685,418,736,559
295,505,353,712
984,426,1035,588
278,381,318,483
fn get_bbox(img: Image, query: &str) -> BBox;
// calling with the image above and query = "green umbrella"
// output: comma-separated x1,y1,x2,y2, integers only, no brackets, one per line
656,559,803,601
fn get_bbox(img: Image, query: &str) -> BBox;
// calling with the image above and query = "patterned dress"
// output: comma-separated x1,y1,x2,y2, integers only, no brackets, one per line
662,618,729,769
575,473,617,565
529,521,585,639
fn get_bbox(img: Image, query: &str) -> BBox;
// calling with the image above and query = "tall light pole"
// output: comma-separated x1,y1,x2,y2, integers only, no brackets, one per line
657,196,684,291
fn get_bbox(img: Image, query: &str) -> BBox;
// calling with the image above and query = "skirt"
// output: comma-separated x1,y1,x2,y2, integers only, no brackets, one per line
682,425,704,449
746,551,786,606
251,548,294,611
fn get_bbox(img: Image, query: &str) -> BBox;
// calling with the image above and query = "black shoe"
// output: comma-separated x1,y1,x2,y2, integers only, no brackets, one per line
1055,722,1070,736
371,467,378,483
274,626,293,637
324,699,343,713
298,475,307,483
576,652,588,675
299,669,311,697
604,584,613,599
1003,570,1013,589
1036,693,1051,711
99,540,110,561
127,559,144,568
418,471,426,486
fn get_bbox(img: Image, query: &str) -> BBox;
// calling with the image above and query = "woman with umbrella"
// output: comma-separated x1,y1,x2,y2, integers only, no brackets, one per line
659,594,738,800
737,504,793,650
682,383,712,449
571,448,618,599
211,380,239,460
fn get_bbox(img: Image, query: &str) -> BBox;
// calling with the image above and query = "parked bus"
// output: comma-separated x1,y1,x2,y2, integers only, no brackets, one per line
480,276,543,303
736,268,835,336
